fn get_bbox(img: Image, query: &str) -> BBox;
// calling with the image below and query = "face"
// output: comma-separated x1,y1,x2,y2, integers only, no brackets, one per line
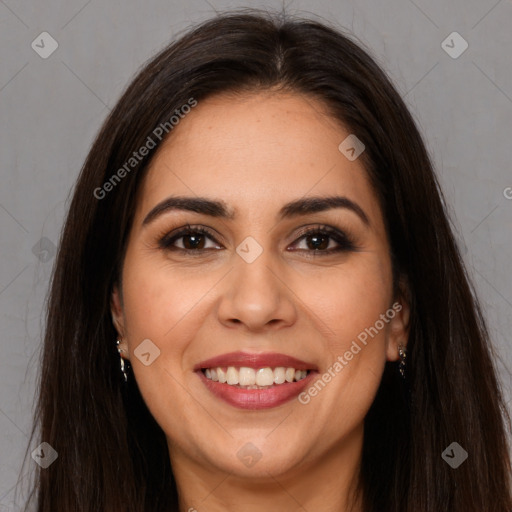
111,91,409,485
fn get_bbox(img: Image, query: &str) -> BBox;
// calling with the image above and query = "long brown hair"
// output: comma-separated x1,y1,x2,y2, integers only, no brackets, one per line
22,8,512,511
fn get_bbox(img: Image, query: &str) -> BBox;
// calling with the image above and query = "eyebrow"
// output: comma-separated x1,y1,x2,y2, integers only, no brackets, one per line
142,195,370,227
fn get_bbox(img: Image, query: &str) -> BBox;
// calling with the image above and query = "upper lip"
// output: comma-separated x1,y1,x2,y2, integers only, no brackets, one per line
194,351,318,371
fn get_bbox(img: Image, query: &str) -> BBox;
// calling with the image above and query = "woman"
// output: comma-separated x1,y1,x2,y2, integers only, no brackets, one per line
23,9,512,512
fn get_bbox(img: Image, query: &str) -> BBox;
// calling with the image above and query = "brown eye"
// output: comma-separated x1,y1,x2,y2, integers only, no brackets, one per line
180,232,206,250
159,226,222,252
289,226,357,254
303,232,330,251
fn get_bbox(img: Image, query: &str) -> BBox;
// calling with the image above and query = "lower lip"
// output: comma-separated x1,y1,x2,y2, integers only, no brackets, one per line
196,370,318,410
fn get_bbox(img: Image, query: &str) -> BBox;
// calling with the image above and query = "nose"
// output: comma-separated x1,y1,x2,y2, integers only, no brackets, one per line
215,248,298,333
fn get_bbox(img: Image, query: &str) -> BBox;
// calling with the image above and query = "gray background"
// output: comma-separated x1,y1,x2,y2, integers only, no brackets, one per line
1,0,511,508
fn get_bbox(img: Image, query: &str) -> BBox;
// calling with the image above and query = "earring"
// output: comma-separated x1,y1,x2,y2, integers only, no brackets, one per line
116,339,128,383
398,343,407,379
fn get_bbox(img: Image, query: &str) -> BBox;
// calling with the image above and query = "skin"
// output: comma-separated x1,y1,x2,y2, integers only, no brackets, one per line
111,90,410,512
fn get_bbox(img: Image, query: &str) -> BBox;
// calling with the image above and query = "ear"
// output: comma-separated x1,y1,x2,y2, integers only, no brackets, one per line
386,277,411,362
111,284,129,355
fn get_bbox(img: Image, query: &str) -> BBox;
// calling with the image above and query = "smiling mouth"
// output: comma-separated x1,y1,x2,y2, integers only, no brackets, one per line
201,366,310,389
194,351,318,409
196,366,318,410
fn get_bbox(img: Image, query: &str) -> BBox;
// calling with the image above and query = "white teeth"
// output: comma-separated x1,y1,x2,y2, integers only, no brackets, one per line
226,366,239,385
273,367,286,384
256,367,274,386
239,367,256,386
217,367,227,383
202,366,310,387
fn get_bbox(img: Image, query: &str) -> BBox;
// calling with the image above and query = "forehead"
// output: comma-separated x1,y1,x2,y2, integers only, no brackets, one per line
136,91,383,229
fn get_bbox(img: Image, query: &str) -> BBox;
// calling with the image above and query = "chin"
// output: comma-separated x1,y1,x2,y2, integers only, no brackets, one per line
199,436,307,479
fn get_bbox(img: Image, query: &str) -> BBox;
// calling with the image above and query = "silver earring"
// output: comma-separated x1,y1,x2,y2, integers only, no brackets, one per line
398,343,407,379
116,339,128,383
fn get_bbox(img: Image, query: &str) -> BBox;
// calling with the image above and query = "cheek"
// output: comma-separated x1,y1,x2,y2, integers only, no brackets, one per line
121,254,215,342
297,258,391,415
298,256,392,344
118,251,204,390
119,255,215,440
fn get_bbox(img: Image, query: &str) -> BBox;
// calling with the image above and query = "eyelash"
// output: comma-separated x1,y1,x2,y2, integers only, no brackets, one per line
157,224,358,256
